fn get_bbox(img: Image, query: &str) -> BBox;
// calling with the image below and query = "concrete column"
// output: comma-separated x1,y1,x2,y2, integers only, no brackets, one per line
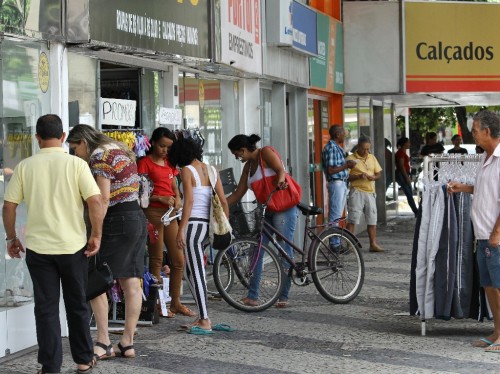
270,83,286,155
49,42,68,130
372,105,386,223
159,65,179,109
220,80,239,170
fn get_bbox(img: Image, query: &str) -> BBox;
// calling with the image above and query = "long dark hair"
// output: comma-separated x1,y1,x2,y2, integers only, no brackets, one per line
227,134,261,152
397,137,409,148
168,137,203,167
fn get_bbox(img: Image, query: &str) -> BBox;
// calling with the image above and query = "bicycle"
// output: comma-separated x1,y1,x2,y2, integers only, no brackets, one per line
161,207,233,295
212,190,365,312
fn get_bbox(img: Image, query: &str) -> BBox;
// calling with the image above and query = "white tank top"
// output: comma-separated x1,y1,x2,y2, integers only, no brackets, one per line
248,165,276,191
185,164,213,219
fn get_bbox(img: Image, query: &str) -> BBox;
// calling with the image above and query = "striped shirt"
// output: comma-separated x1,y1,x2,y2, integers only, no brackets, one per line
322,140,348,182
471,143,500,240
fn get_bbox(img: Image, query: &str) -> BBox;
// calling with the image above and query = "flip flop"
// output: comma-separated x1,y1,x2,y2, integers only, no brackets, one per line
186,326,214,335
213,323,235,332
93,341,115,360
472,338,493,348
485,343,500,353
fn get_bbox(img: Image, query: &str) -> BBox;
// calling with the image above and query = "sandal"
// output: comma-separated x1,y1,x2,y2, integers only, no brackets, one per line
275,301,289,308
117,342,136,358
93,341,115,360
161,309,176,318
239,297,258,307
76,358,96,374
169,304,196,317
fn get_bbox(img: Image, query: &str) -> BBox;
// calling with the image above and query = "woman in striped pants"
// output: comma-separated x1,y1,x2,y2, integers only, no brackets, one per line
168,135,229,332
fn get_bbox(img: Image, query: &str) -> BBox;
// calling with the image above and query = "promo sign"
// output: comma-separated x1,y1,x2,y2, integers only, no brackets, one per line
310,13,344,93
219,0,262,75
99,98,136,127
158,108,183,126
405,2,500,92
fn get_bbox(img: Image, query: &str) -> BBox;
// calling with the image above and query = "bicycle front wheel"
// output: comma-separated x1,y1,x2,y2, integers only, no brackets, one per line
213,238,284,312
310,228,364,304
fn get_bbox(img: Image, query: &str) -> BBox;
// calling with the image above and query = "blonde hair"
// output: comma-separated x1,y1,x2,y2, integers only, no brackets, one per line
67,125,136,162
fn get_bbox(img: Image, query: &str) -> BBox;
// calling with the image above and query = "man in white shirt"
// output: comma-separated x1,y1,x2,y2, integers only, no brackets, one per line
448,110,500,352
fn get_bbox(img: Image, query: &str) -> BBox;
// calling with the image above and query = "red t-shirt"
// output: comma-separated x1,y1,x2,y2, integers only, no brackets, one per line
395,149,410,174
137,156,178,208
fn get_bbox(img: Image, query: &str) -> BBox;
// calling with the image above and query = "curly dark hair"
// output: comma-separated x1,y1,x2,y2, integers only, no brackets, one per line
168,137,203,167
227,134,261,152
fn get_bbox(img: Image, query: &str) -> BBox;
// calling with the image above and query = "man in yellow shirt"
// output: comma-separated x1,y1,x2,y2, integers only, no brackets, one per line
2,114,103,374
346,136,384,252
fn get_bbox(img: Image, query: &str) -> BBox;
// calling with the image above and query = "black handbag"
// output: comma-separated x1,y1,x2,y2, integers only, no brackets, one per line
86,255,114,301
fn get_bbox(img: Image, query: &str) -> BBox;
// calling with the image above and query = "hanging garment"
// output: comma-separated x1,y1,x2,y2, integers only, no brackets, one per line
415,184,445,319
434,188,455,320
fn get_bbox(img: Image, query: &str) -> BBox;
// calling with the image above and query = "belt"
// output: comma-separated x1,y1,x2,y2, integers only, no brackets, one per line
328,178,348,183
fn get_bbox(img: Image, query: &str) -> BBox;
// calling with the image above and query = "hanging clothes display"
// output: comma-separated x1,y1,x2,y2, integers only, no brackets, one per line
409,154,490,335
102,130,151,158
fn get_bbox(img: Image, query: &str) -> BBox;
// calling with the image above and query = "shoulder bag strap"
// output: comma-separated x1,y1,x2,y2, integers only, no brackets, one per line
206,164,217,195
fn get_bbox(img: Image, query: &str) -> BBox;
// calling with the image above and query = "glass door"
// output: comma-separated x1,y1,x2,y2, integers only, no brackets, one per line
0,38,51,358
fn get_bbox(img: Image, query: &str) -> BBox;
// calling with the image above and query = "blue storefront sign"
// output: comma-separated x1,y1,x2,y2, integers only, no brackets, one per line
292,1,317,56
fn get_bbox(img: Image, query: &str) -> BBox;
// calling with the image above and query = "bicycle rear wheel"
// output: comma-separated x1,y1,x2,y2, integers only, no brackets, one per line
213,238,284,312
310,228,364,304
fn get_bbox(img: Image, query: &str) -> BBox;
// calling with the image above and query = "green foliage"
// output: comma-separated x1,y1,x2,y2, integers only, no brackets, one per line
396,107,456,135
0,0,30,33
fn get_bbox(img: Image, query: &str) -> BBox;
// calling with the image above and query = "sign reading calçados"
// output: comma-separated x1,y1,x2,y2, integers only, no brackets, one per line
405,2,500,92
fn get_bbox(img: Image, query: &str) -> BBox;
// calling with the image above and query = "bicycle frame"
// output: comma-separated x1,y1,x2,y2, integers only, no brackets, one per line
257,209,361,274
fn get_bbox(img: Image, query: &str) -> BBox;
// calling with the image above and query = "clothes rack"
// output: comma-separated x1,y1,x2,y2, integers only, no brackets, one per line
414,154,484,336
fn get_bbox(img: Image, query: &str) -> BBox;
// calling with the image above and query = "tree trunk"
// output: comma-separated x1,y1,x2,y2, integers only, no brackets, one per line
454,107,474,144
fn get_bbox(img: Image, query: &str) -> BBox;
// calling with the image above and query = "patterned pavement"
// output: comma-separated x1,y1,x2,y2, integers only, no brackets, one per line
1,215,498,374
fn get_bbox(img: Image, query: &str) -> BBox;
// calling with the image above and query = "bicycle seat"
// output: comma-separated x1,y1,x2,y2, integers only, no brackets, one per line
297,203,323,216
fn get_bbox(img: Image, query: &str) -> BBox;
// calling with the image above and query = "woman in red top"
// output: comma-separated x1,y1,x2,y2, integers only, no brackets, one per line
137,127,195,317
395,137,418,216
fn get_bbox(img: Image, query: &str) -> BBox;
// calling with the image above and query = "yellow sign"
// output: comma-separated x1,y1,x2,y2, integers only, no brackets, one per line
405,2,500,92
38,52,50,93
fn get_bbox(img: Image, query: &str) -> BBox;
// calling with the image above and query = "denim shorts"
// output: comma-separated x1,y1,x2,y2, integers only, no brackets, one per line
476,240,500,288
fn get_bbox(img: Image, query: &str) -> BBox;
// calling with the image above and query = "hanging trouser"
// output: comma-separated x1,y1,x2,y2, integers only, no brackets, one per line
409,202,423,315
453,192,474,319
423,186,445,319
416,185,445,319
434,189,455,319
415,187,432,318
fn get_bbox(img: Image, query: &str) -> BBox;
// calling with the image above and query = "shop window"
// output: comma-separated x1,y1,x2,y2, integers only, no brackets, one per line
68,53,98,127
1,39,52,312
178,73,223,168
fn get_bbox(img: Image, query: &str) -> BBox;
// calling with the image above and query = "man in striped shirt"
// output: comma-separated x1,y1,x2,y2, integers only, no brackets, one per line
322,125,356,248
448,110,500,351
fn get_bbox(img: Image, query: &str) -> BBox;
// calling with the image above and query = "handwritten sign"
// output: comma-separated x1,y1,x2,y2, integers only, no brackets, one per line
24,100,40,127
99,98,136,127
158,107,182,126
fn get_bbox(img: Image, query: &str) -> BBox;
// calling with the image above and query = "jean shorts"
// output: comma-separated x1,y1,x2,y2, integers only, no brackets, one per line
476,240,500,288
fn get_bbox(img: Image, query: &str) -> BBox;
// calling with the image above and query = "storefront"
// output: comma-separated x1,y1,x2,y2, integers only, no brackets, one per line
0,0,66,358
307,5,344,223
66,0,240,170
